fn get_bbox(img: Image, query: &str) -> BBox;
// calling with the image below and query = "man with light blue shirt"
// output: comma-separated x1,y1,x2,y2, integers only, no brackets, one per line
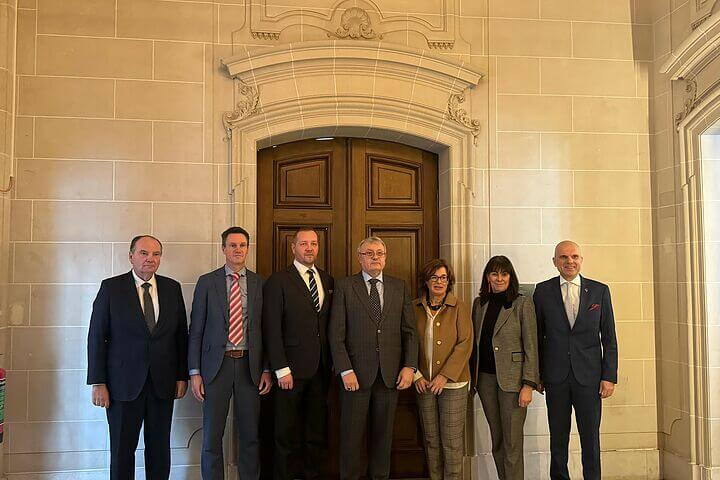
188,226,272,480
329,236,418,480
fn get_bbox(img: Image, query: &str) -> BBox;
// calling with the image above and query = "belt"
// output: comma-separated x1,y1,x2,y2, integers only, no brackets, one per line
224,349,248,358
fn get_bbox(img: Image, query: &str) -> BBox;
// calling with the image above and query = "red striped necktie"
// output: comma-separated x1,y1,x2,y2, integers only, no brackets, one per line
228,272,244,345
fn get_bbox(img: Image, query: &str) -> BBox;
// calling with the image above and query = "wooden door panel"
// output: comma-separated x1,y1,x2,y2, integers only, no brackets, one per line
369,227,422,295
276,155,331,207
368,156,421,209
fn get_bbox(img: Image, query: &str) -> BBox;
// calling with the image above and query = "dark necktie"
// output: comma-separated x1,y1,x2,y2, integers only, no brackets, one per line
141,282,155,332
368,278,382,323
307,269,321,312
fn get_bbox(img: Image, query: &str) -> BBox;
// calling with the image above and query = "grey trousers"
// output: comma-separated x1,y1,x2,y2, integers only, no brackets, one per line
416,387,468,480
477,373,527,480
201,355,261,480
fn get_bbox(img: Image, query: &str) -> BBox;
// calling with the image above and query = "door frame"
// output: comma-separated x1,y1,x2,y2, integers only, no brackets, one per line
221,40,485,480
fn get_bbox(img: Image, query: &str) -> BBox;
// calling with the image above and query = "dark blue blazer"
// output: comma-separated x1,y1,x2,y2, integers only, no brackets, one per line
86,271,189,401
188,267,264,385
533,276,618,386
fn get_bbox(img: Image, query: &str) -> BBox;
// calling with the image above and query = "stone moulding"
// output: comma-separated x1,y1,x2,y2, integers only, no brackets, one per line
691,0,720,29
447,90,481,146
222,78,261,136
249,1,457,50
328,7,382,40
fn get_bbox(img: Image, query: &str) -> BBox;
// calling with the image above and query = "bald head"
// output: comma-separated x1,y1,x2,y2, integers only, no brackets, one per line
553,240,583,280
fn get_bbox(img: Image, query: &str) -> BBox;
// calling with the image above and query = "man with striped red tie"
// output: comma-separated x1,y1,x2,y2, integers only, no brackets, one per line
188,226,272,479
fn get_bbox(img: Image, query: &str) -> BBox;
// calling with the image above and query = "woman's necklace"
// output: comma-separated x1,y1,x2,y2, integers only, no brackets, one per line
426,292,448,311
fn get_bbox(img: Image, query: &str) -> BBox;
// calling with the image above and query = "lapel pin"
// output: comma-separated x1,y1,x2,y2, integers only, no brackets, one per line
584,288,588,293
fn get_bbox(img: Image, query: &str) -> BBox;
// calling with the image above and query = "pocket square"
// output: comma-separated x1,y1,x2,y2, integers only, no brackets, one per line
589,303,600,311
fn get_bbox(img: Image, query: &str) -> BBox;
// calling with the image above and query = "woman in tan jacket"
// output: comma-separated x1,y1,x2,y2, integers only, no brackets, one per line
470,255,539,480
413,258,473,480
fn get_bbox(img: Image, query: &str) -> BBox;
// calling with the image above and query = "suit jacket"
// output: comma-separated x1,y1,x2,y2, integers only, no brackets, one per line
469,294,539,393
188,267,264,385
413,293,473,383
533,276,618,387
262,265,334,379
87,271,189,401
329,272,418,389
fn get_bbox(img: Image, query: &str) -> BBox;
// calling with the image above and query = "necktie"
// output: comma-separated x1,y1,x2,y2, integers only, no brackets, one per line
141,282,155,332
368,278,382,324
307,269,320,312
563,281,577,329
228,272,244,345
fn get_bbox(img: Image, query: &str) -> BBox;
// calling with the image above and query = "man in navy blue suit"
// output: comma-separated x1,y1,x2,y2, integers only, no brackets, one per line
87,235,189,480
534,240,618,480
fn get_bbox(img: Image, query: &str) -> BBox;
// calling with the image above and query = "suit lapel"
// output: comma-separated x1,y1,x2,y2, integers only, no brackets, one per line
318,270,332,316
246,270,259,328
351,274,375,321
213,268,229,324
574,277,590,329
288,266,317,311
550,278,572,331
124,271,150,334
153,275,169,333
474,301,487,343
380,277,396,324
493,304,514,336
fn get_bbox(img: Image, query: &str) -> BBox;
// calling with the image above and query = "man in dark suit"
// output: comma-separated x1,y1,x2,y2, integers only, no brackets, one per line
188,226,272,480
87,235,189,480
329,236,418,480
534,240,618,480
263,227,334,480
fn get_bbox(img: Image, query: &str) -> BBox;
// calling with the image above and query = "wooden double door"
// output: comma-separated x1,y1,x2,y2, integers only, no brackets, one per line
257,137,438,478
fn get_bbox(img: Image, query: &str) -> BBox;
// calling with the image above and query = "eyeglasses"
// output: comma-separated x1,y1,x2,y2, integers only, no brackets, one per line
429,275,449,283
359,251,386,258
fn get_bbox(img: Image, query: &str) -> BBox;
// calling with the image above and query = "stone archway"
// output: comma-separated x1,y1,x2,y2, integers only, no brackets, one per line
220,39,486,478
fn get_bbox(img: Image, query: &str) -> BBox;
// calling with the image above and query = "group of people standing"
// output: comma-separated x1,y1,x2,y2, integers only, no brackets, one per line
87,226,618,480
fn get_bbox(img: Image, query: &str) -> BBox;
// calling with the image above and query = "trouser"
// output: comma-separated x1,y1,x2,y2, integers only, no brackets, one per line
339,374,398,480
201,355,261,480
107,374,174,480
273,369,329,480
416,387,468,480
546,370,602,480
477,373,527,480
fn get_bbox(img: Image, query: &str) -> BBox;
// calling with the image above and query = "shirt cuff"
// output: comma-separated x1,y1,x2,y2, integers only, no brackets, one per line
275,367,291,378
189,369,200,376
340,369,354,377
413,371,423,382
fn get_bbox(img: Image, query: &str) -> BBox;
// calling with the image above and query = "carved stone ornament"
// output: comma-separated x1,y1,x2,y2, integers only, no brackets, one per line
328,7,382,40
447,90,481,146
223,79,261,135
691,0,719,29
675,78,700,126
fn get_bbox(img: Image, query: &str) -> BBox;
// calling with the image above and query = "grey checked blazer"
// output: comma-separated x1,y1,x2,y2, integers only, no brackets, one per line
329,272,418,389
470,294,539,393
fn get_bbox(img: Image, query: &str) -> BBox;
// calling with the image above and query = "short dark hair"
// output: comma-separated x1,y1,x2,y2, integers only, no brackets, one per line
130,235,162,253
479,255,520,305
292,227,317,243
418,258,455,296
221,226,250,247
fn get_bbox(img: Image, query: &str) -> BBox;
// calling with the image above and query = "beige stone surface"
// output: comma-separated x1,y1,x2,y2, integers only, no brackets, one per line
541,133,642,170
31,284,98,326
497,57,540,94
37,0,115,36
497,132,541,169
153,121,203,163
573,97,648,133
497,95,572,132
154,41,204,82
540,58,637,96
32,201,151,242
35,118,152,161
574,171,651,207
15,9,35,75
18,76,114,118
152,203,213,242
114,162,213,202
541,208,641,245
117,0,213,42
36,36,153,79
115,80,203,121
16,159,114,200
14,242,112,283
488,19,571,57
